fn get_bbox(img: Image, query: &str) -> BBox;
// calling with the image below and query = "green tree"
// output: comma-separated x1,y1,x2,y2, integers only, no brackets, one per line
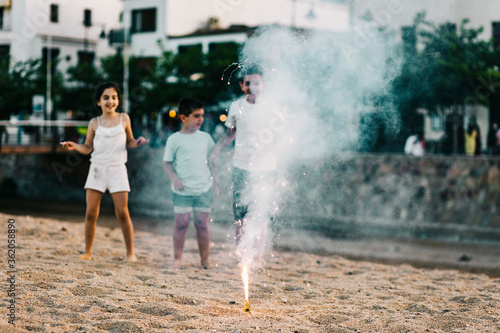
136,43,240,131
0,59,51,120
59,63,104,120
392,13,500,153
100,53,124,84
60,53,124,120
205,42,241,103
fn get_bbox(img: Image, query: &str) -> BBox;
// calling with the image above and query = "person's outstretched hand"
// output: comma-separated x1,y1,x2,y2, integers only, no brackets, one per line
136,136,149,147
60,141,77,150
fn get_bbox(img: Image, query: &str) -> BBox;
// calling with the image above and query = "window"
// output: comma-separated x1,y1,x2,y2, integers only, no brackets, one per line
431,114,443,131
493,22,500,48
83,9,92,27
109,28,125,45
131,8,156,33
208,42,239,53
42,47,60,74
0,45,9,65
0,7,4,30
178,44,202,55
77,51,95,66
50,4,58,23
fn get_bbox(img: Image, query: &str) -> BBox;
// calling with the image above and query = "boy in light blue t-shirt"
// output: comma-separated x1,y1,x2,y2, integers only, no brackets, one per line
163,97,219,268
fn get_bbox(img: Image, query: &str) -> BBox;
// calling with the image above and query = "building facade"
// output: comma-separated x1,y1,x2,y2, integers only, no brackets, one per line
2,0,499,151
0,0,121,75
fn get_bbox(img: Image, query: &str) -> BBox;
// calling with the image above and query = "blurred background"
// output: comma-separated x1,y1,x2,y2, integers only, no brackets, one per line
1,0,500,249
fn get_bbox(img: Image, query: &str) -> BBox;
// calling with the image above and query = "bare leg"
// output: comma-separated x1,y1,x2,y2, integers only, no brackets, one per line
235,218,245,245
79,189,103,260
194,212,210,268
111,191,137,261
173,213,190,266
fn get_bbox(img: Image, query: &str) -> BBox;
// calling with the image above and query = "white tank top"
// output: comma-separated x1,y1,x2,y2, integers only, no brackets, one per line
90,113,127,165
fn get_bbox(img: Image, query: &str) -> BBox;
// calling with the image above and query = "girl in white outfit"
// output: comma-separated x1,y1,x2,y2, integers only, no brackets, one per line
61,82,148,261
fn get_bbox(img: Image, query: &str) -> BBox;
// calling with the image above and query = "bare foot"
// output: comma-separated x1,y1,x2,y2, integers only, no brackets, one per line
201,261,210,269
78,253,92,260
127,254,138,262
168,259,185,268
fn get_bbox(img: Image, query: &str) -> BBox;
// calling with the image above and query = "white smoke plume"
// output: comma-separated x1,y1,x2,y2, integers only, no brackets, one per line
232,24,401,268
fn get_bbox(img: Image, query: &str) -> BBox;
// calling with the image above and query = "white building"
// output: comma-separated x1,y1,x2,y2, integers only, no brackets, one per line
164,0,350,36
120,0,350,58
0,0,121,75
121,0,167,58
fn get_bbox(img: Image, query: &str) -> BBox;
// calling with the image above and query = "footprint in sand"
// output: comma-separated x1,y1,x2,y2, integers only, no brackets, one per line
97,321,143,332
134,304,177,316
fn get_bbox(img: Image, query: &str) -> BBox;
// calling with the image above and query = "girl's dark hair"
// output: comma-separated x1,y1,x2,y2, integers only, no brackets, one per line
178,97,204,117
94,82,123,111
467,123,475,135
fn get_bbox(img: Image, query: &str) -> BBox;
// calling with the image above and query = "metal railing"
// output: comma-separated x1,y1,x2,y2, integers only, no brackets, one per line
0,120,89,153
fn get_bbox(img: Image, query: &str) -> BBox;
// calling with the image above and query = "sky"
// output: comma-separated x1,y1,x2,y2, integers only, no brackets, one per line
165,0,498,40
166,0,350,36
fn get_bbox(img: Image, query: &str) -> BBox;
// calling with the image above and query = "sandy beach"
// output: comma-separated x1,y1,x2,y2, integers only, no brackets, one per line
0,212,499,332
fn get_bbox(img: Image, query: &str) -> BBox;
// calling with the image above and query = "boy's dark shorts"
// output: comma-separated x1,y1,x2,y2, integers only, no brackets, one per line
232,167,277,221
232,167,249,221
172,188,213,214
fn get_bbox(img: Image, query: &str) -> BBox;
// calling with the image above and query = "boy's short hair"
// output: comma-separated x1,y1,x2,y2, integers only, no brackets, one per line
178,97,204,117
238,63,263,82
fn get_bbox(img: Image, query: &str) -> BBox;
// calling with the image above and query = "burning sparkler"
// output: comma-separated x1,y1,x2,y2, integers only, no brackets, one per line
242,265,251,313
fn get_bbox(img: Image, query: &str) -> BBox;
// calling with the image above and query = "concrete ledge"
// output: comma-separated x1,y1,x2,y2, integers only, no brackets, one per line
277,215,500,246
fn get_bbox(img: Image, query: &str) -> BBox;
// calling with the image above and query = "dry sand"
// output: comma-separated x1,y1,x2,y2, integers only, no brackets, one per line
0,212,499,332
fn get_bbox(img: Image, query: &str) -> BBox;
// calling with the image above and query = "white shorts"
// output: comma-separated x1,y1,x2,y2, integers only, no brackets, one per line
84,163,130,194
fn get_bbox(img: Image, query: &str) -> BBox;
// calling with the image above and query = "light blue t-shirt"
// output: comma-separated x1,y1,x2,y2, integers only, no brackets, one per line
163,131,215,196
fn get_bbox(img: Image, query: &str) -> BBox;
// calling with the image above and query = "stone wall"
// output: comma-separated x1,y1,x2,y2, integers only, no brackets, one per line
1,148,499,243
277,153,500,243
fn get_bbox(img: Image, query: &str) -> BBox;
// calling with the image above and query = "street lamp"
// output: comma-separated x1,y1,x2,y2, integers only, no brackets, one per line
84,22,107,48
46,35,53,122
289,0,354,28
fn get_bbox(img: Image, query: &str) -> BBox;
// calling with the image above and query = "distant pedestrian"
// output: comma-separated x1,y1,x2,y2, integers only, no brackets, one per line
404,134,425,156
496,125,500,155
465,121,478,156
487,123,499,155
474,122,482,156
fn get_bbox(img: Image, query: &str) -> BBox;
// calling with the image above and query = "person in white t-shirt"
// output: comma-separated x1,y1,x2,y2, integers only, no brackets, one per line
163,98,219,269
404,134,425,156
212,67,278,262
